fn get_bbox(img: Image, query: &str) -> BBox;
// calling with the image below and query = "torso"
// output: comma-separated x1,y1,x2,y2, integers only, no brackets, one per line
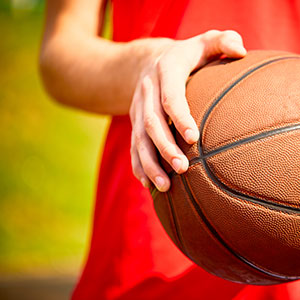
72,1,300,299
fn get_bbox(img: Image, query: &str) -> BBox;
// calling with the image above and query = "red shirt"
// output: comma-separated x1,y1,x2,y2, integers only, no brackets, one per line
72,1,300,299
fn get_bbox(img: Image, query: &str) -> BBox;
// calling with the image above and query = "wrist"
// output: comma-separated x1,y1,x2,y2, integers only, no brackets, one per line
125,37,175,73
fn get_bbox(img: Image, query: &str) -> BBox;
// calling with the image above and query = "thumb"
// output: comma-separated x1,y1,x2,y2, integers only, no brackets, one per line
201,30,247,59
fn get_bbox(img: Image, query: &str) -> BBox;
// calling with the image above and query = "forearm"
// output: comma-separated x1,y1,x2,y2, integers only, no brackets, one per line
40,26,172,115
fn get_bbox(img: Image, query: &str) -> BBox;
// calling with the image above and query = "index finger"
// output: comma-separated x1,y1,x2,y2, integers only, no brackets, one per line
158,61,199,144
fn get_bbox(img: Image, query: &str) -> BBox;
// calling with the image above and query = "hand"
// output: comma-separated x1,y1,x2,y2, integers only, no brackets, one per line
129,30,246,192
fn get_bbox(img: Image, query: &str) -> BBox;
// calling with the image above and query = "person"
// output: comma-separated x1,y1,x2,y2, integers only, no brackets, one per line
40,0,300,299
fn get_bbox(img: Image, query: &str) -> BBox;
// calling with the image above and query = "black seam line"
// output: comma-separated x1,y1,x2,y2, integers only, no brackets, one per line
166,191,191,258
203,157,300,214
192,123,300,163
153,123,300,202
180,175,300,281
190,124,300,214
198,55,300,156
196,55,300,215
152,56,300,199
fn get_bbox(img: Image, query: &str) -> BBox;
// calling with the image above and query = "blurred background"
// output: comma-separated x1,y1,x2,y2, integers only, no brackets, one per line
0,1,110,299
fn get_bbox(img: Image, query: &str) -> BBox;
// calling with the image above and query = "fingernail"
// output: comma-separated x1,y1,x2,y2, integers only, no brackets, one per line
155,176,165,191
237,46,247,55
232,43,247,55
182,156,189,171
172,158,182,172
184,128,199,143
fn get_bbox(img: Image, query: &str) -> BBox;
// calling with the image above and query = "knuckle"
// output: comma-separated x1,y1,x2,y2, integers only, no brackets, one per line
224,29,239,36
223,30,241,41
161,93,172,111
207,29,220,35
165,100,189,124
132,165,142,180
134,131,143,146
143,113,155,131
141,161,154,179
173,107,188,122
203,29,220,39
159,144,174,160
172,111,188,125
141,76,151,95
156,55,175,76
137,141,148,156
156,59,167,77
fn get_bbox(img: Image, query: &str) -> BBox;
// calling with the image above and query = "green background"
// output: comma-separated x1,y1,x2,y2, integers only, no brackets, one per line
0,0,110,278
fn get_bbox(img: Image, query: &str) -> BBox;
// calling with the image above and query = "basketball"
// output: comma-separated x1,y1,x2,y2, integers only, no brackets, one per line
152,50,300,285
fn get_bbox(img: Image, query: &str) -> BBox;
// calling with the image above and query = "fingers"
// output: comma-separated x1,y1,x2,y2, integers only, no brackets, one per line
153,30,246,147
131,74,191,192
201,30,247,59
217,30,247,57
130,144,150,188
142,75,189,172
130,82,172,192
142,74,190,178
132,129,171,192
129,30,247,192
157,61,199,144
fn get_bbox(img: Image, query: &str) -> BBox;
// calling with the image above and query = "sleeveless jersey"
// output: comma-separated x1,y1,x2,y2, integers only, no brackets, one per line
72,1,300,299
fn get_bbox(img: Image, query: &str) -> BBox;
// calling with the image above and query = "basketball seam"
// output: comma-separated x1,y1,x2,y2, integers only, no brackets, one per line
181,172,300,281
198,56,300,215
163,131,300,215
187,54,299,142
153,56,300,201
203,120,300,154
151,55,300,282
166,191,191,258
200,62,300,153
198,56,300,155
165,191,187,253
194,123,300,161
207,161,299,209
190,124,300,212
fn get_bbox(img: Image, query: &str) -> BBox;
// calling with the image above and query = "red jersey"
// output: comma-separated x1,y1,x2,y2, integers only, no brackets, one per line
72,0,300,299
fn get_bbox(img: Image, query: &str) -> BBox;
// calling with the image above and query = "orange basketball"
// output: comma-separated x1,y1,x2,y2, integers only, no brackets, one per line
152,50,300,285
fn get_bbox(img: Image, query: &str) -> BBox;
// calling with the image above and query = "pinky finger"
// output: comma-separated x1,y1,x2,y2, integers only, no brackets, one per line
137,134,171,192
131,139,151,188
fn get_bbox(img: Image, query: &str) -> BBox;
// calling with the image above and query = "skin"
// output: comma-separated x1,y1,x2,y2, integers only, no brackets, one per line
40,0,247,192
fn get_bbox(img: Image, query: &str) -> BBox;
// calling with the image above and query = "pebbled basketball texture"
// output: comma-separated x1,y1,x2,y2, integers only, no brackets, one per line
151,50,300,285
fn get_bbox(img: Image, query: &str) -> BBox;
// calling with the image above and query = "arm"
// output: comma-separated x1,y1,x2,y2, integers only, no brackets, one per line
40,0,172,115
40,0,246,191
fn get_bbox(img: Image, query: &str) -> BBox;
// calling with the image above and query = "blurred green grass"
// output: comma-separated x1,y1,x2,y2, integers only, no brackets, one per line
0,5,110,276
